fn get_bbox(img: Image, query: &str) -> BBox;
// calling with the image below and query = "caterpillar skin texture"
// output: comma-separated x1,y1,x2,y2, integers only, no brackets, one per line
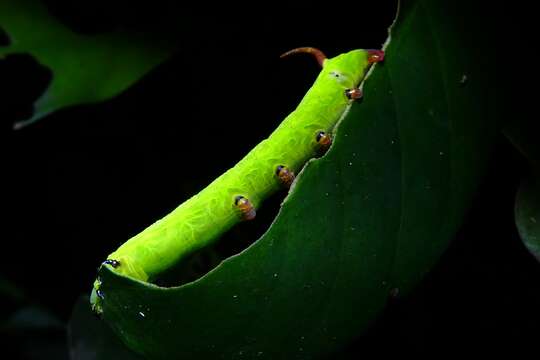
94,48,380,293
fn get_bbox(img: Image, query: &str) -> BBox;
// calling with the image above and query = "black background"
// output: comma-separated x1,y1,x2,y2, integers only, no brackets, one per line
2,0,538,358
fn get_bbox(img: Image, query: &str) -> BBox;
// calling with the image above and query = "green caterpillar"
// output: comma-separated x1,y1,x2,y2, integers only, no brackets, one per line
91,47,384,313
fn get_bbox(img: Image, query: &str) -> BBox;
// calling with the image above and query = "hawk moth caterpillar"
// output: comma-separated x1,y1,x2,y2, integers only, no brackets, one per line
91,47,384,313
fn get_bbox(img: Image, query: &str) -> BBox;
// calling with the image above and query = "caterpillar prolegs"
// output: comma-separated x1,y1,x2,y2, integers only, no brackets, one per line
91,47,384,313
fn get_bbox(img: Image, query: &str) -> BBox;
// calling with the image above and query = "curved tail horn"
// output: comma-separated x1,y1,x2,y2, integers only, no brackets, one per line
280,47,327,67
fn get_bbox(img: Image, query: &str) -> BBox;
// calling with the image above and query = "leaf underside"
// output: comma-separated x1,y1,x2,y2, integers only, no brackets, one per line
96,0,500,358
0,0,174,129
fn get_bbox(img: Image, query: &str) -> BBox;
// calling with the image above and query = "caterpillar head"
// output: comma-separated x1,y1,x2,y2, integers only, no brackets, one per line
280,47,384,89
324,49,384,88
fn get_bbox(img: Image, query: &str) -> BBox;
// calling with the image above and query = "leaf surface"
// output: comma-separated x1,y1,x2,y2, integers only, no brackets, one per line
96,0,500,358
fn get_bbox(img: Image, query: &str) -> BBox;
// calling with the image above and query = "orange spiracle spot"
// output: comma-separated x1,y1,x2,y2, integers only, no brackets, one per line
316,131,332,149
367,49,385,64
234,195,256,221
345,88,363,100
276,165,295,187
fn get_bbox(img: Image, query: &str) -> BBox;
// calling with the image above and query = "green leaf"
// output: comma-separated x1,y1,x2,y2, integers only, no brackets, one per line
0,276,25,303
504,88,540,262
515,176,540,261
97,0,500,358
1,306,68,360
68,296,144,360
0,0,174,129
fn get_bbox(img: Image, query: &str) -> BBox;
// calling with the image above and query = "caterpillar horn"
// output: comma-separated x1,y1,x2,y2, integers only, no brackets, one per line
280,47,327,67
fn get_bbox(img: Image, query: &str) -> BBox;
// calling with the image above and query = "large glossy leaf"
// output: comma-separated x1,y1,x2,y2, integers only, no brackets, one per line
96,0,499,358
0,0,174,129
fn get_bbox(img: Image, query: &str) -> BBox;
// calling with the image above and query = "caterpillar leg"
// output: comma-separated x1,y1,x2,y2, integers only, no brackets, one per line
234,195,256,220
345,88,363,100
316,131,332,151
276,165,295,187
95,289,104,300
90,279,104,315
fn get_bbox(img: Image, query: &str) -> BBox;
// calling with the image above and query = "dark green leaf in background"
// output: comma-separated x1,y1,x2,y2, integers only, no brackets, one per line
1,305,68,360
95,0,501,358
68,296,143,360
504,92,540,262
515,176,540,261
0,0,174,129
0,276,26,304
2,306,64,332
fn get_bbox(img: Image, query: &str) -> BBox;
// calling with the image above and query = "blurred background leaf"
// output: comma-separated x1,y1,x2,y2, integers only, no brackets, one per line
505,111,540,261
1,305,68,360
68,296,143,360
0,0,175,129
0,276,26,303
515,176,540,261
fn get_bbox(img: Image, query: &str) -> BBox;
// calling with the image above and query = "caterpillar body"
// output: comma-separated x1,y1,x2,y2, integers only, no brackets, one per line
91,47,384,312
